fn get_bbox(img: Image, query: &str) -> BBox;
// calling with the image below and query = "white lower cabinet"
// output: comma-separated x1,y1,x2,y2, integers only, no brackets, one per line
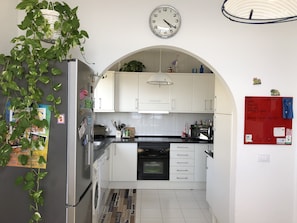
206,154,214,208
170,143,210,182
110,143,137,181
170,143,195,182
194,144,211,182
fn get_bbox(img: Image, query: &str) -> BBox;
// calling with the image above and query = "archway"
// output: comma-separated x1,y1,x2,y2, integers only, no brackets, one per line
95,45,237,223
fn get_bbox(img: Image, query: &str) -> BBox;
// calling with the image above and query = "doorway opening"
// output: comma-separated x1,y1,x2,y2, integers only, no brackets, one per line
96,45,237,223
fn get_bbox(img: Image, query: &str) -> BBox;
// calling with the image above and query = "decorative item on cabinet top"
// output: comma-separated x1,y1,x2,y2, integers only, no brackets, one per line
119,60,146,72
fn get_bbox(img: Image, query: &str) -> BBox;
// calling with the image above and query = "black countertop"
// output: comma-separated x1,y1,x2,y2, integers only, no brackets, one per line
96,135,213,143
93,135,213,161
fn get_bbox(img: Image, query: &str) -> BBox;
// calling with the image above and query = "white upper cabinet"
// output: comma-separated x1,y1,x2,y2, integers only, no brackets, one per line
192,73,215,113
214,77,233,114
94,71,115,112
97,71,215,113
115,72,139,112
169,73,193,113
138,73,171,112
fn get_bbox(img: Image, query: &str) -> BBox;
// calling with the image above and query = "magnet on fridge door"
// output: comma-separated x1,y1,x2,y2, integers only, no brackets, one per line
57,114,65,124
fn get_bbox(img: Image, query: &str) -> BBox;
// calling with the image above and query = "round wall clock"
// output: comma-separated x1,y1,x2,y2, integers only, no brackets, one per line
149,5,181,38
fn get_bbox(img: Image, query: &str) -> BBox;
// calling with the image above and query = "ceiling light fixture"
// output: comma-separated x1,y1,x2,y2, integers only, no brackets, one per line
222,0,297,24
147,49,173,86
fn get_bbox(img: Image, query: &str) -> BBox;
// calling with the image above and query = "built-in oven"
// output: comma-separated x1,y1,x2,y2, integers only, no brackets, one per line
137,142,170,180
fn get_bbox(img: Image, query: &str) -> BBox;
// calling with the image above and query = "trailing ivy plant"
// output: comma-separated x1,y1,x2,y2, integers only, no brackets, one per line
0,0,88,222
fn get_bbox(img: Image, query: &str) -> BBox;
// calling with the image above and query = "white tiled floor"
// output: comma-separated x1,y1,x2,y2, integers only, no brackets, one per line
135,189,211,223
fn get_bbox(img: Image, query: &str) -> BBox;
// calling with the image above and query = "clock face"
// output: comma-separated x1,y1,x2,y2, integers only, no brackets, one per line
149,5,181,38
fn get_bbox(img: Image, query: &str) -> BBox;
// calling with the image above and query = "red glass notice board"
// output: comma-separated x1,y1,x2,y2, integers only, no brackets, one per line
244,96,293,145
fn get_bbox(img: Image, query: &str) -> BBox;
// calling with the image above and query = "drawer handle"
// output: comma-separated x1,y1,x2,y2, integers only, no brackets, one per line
176,169,189,172
177,154,189,157
177,177,188,180
176,146,189,149
176,162,189,164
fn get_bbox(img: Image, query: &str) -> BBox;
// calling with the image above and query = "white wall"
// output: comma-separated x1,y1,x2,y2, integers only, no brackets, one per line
0,1,18,54
4,1,297,223
95,112,213,136
68,1,296,223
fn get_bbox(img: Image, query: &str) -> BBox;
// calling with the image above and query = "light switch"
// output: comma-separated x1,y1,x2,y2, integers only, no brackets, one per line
257,154,270,163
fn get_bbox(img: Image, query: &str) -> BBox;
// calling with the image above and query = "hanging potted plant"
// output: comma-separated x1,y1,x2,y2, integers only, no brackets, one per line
0,0,89,222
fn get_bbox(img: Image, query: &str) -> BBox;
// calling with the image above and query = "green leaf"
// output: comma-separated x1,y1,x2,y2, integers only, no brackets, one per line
0,54,6,64
24,171,35,181
23,180,35,191
20,137,31,150
51,67,62,76
80,30,89,38
55,96,62,105
26,29,33,37
32,190,42,200
32,211,41,221
53,83,62,91
0,144,12,166
38,75,50,84
15,176,24,186
46,94,55,102
18,154,29,166
38,171,48,180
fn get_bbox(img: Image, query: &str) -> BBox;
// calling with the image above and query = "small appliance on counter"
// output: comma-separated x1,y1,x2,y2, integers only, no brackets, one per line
94,124,109,140
190,121,213,142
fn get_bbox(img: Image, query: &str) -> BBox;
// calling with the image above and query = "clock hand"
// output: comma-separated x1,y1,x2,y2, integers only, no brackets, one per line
163,19,176,29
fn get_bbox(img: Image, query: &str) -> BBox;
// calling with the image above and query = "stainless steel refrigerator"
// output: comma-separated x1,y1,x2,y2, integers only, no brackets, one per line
0,59,94,222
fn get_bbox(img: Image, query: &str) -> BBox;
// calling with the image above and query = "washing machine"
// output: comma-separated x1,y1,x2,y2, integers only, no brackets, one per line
92,158,100,223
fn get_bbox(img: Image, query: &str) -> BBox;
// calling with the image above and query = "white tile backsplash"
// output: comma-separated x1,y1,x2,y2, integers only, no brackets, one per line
95,112,213,136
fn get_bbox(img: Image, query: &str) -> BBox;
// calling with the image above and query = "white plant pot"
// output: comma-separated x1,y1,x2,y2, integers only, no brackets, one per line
40,9,61,43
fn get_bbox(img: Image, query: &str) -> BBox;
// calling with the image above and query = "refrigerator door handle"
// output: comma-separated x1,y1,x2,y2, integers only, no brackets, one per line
87,137,92,166
86,134,91,166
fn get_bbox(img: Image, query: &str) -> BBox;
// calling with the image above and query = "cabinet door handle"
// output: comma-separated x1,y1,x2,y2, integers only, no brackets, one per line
135,98,139,109
171,99,176,110
99,98,102,109
209,99,213,110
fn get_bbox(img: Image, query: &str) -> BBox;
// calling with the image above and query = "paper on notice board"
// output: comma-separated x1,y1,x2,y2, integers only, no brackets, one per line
245,134,253,143
273,127,285,137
